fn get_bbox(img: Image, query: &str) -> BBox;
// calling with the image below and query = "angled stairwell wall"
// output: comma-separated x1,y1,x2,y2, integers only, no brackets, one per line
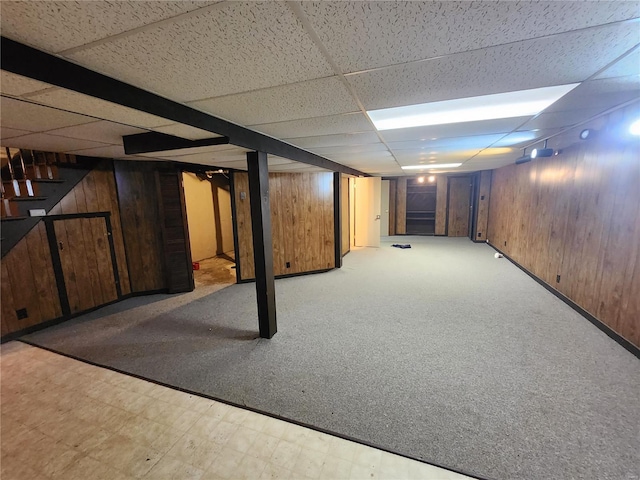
1,158,132,337
1,151,95,257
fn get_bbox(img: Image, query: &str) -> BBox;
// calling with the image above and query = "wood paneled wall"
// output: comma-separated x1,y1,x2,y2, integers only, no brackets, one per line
474,170,492,241
1,223,60,336
156,170,194,293
114,161,166,293
435,175,448,235
395,177,407,234
234,172,335,280
447,176,472,237
1,162,131,336
487,108,640,347
341,175,350,255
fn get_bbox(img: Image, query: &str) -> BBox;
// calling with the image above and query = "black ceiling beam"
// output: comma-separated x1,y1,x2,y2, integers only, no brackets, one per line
123,131,229,155
1,36,367,177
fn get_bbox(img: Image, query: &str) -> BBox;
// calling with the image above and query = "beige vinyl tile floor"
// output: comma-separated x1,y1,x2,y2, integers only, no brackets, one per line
0,341,474,480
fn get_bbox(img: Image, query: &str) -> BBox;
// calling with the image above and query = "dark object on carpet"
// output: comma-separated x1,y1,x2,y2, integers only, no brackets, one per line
391,243,412,249
21,237,640,480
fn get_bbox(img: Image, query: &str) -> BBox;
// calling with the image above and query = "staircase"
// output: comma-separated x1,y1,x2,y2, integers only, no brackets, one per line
1,148,94,257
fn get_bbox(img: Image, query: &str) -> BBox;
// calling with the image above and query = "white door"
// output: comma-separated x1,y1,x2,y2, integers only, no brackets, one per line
380,180,390,237
354,177,381,247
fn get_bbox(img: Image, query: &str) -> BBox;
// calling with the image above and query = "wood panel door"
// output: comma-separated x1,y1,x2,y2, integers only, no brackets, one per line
52,216,119,314
354,177,381,247
447,176,472,237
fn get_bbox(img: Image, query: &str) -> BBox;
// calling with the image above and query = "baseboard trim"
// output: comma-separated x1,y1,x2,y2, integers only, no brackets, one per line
1,288,168,343
489,243,639,359
16,339,489,480
237,268,333,284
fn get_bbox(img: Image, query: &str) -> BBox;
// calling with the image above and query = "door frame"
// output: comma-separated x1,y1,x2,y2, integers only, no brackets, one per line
44,212,121,316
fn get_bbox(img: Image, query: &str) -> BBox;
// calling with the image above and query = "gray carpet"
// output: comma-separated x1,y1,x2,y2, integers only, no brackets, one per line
22,237,640,480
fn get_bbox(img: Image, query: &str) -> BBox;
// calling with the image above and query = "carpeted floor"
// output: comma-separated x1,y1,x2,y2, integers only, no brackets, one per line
22,237,640,480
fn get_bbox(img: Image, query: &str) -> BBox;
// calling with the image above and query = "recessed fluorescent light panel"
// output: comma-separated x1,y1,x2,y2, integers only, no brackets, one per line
402,163,462,170
368,84,580,131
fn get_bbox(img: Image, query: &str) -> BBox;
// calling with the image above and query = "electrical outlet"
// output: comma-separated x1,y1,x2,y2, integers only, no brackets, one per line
504,241,507,246
480,195,485,200
556,275,561,283
286,262,291,268
477,233,482,238
16,308,28,320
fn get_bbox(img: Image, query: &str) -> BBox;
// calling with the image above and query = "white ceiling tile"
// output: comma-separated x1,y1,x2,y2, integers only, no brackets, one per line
284,132,381,148
324,150,393,162
45,121,147,145
67,2,334,102
0,71,53,97
388,134,510,152
3,133,111,153
265,161,315,171
394,150,481,164
1,96,95,132
379,117,530,143
498,130,559,148
520,108,606,130
270,164,329,173
299,1,640,73
309,143,389,155
594,47,640,80
267,156,296,166
26,89,173,128
251,113,373,139
544,75,640,113
170,156,246,170
150,144,248,161
188,76,360,126
205,159,247,170
70,145,128,158
151,123,221,141
348,22,640,110
0,127,32,140
1,1,218,53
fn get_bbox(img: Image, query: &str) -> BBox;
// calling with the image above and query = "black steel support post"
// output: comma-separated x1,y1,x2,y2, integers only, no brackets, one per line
247,151,277,338
333,172,342,268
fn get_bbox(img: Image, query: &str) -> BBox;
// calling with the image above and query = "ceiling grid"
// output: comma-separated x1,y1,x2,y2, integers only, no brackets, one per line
0,1,638,175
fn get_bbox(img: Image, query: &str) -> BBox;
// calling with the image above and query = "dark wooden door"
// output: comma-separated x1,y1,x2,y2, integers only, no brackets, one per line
447,176,472,237
53,217,118,314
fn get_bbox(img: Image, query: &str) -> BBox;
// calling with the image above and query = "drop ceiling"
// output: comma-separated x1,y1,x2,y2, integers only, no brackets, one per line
1,1,639,176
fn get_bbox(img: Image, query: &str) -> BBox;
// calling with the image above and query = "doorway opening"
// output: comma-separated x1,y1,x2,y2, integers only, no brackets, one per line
182,172,236,289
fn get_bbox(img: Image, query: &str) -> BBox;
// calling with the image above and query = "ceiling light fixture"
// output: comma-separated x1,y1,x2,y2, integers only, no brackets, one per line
531,140,554,159
629,119,640,136
579,128,596,140
428,175,436,183
515,149,531,165
367,84,579,131
417,176,425,183
401,163,462,170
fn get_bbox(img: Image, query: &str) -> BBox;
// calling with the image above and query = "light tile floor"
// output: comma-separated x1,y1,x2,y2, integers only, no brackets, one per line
0,342,473,480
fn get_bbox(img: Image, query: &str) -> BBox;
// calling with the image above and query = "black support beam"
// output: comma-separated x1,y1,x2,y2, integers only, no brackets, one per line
123,131,229,155
333,172,342,268
247,151,277,339
1,36,366,177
